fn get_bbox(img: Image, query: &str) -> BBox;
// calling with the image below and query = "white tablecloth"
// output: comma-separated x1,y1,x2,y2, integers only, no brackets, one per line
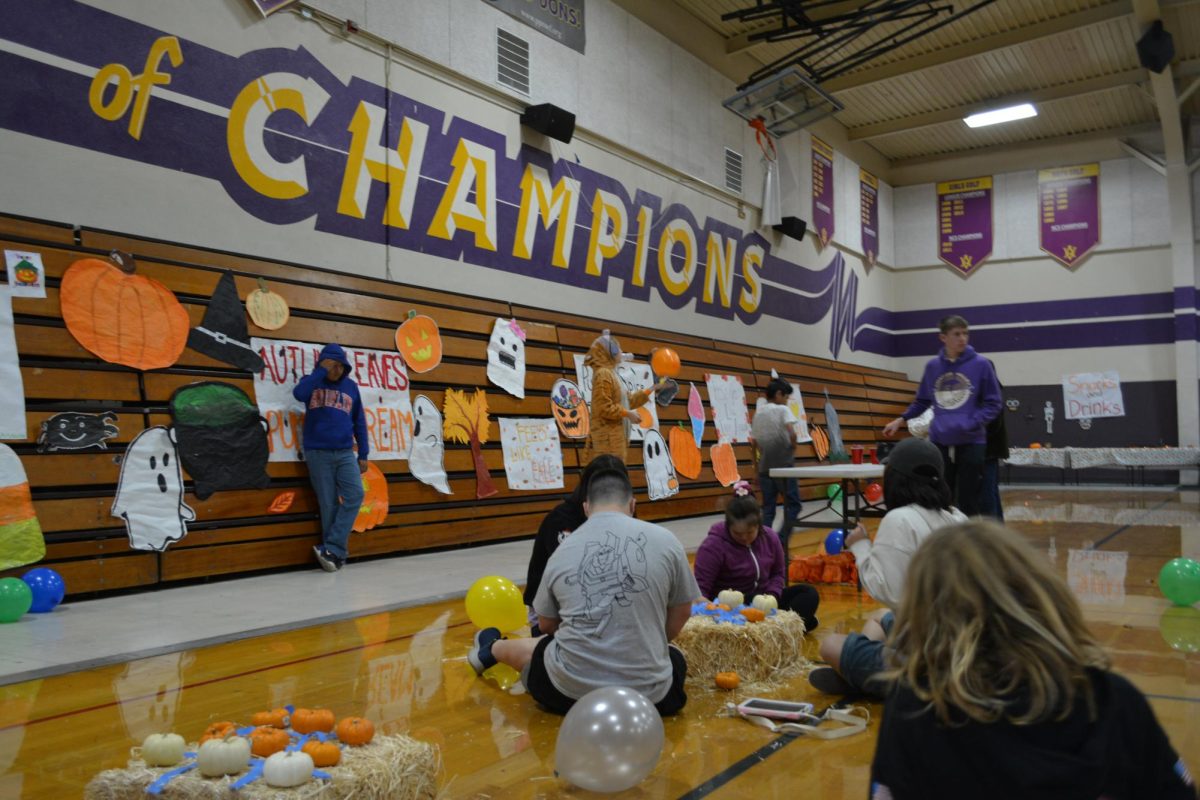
1005,447,1200,470
1005,448,1070,468
769,464,885,480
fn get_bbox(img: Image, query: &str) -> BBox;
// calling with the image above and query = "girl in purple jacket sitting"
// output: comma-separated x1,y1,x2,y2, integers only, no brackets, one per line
693,481,819,631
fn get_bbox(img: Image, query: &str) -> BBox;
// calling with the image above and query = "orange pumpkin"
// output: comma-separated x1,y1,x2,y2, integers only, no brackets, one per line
61,254,189,370
245,277,290,331
710,442,740,487
1029,442,1043,449
199,721,237,743
302,740,341,767
669,425,701,479
251,708,290,728
739,607,766,623
636,406,654,429
353,463,389,533
715,672,740,690
650,347,681,378
395,310,442,373
335,716,375,746
249,726,290,758
291,708,335,734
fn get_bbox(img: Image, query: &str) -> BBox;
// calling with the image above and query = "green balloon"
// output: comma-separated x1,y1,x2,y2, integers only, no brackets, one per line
0,577,32,623
826,483,843,500
1159,606,1200,653
1158,558,1200,607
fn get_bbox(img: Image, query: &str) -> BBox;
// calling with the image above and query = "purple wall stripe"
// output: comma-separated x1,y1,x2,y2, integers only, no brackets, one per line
1175,286,1198,310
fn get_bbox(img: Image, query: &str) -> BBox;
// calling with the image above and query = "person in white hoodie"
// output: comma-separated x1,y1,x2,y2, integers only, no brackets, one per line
809,436,966,696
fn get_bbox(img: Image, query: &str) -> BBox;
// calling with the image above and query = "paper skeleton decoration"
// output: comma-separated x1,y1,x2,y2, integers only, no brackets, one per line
0,443,45,571
36,411,120,452
112,426,196,551
550,379,589,439
188,270,265,373
642,429,679,501
169,382,270,500
408,395,451,494
487,318,526,398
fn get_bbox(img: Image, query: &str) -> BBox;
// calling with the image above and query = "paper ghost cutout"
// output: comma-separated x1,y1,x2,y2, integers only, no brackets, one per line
187,270,266,372
642,429,679,501
112,426,196,552
486,318,526,398
0,443,45,571
170,382,270,500
550,379,589,439
408,395,451,494
36,411,119,453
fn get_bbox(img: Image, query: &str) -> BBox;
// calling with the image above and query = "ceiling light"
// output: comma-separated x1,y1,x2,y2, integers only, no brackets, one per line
963,103,1037,128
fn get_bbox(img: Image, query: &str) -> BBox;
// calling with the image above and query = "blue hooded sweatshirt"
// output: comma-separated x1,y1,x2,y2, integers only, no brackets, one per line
292,344,370,459
902,345,1001,446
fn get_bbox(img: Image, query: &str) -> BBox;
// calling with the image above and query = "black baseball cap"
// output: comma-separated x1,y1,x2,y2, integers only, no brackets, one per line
882,437,945,481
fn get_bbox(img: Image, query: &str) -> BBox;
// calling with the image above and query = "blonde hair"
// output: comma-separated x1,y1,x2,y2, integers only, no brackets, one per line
885,520,1109,726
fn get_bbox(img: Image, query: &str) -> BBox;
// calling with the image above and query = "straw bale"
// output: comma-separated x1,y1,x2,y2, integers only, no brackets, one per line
675,609,808,690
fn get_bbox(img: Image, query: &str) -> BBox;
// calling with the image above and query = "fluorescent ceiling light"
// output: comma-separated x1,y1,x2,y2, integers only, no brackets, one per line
963,103,1037,128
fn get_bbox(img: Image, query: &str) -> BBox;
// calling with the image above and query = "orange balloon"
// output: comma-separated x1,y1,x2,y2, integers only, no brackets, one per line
651,348,681,378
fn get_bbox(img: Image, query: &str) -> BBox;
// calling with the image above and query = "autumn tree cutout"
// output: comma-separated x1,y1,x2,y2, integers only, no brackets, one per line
443,388,498,499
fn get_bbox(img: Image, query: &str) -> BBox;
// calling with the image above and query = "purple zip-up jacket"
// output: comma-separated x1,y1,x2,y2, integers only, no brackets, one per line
902,345,1002,446
693,521,787,601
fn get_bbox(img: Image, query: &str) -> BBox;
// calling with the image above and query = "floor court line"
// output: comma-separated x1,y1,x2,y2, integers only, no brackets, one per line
1089,498,1173,549
674,732,801,799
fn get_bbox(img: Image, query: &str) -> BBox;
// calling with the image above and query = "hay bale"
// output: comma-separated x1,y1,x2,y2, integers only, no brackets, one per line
675,609,808,689
84,734,438,800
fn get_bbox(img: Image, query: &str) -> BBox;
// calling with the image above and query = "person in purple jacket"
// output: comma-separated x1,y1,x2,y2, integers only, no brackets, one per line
882,315,1001,517
692,482,819,631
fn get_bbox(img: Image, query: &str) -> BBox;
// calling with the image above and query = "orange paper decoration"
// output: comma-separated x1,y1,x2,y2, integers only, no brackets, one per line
710,442,740,487
668,425,701,479
353,463,389,532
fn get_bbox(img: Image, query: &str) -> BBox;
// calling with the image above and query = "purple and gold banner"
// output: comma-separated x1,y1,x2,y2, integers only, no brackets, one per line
1038,164,1099,268
859,168,878,267
937,176,992,275
249,0,297,17
811,137,834,249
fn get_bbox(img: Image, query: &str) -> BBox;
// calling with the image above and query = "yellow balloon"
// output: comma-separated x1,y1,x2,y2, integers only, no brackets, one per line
464,575,526,633
484,662,522,690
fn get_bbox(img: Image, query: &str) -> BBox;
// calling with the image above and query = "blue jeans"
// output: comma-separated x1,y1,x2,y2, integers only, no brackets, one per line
759,473,801,535
304,448,364,559
980,459,1004,521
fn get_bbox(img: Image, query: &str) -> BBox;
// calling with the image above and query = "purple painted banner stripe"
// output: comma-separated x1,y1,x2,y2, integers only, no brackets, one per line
886,317,1176,358
1174,286,1198,310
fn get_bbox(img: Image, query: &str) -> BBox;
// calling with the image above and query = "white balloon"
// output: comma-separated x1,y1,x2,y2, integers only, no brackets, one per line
554,686,664,793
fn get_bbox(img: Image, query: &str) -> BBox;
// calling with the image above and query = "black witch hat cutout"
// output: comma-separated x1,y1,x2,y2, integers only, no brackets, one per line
188,271,265,372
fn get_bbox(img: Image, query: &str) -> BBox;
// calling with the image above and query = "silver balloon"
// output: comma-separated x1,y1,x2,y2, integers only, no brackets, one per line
554,686,665,793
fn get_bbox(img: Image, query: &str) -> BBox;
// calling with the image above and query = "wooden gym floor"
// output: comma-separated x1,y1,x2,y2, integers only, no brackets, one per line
1,487,1197,798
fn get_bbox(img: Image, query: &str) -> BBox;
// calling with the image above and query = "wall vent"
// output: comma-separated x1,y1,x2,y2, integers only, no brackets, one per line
497,28,530,95
724,147,743,195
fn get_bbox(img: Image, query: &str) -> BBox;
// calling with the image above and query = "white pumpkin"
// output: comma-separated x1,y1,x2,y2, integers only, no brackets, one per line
141,733,186,767
263,750,314,788
717,589,744,608
197,735,251,777
751,594,779,613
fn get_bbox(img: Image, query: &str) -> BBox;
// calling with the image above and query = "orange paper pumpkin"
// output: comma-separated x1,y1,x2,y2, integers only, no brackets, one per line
395,310,442,373
335,716,375,746
353,463,389,533
291,708,335,734
245,277,290,331
302,740,341,768
636,406,654,429
669,425,702,479
710,442,740,487
61,254,189,370
550,379,589,439
249,726,290,758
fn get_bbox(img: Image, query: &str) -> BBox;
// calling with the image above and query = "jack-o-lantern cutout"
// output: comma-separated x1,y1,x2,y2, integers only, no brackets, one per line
61,252,189,371
395,310,442,373
353,462,389,532
245,277,290,331
550,379,589,439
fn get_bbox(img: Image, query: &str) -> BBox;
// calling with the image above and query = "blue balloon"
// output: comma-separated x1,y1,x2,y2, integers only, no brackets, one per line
21,568,65,613
825,529,845,555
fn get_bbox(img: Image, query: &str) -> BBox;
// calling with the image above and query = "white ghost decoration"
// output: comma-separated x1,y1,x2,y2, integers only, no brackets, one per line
642,429,678,501
408,395,451,494
112,426,196,551
113,651,194,742
486,318,526,398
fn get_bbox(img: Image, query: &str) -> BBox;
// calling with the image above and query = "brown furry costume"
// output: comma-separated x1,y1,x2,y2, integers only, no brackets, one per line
584,335,652,461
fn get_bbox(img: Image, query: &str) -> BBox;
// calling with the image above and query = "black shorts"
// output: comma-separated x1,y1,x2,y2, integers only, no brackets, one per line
523,634,689,717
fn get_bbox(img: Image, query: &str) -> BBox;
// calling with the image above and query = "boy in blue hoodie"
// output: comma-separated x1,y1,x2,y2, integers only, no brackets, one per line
293,344,369,572
882,315,1001,516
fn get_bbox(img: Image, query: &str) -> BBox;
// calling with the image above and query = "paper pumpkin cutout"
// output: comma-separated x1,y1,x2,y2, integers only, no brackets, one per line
61,252,189,370
112,426,196,551
0,444,44,571
642,429,679,500
810,426,830,460
443,388,497,499
267,491,295,513
550,379,589,439
486,318,526,399
710,441,740,487
396,311,443,373
36,412,119,453
188,271,266,372
169,382,270,500
668,424,701,480
353,463,389,532
687,383,705,448
409,395,451,494
245,277,290,331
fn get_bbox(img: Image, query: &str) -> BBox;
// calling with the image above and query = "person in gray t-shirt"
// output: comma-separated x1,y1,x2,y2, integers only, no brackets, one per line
468,470,700,715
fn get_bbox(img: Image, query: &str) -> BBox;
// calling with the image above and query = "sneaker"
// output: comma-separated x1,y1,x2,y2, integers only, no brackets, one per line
314,547,341,573
467,627,502,675
808,666,857,696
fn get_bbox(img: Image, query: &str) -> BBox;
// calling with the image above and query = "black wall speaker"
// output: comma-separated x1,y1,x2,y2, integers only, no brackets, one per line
1136,20,1174,74
520,103,575,144
773,216,808,242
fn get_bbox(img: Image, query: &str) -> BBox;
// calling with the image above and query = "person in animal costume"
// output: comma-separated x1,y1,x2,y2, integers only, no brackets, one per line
584,330,668,461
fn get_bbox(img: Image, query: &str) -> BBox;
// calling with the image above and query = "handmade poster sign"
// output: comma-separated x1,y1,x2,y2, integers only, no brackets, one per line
395,311,442,374
408,395,451,494
1062,371,1124,420
4,250,46,298
499,418,564,491
61,252,189,371
550,379,589,439
759,371,811,443
486,318,526,398
687,383,705,448
0,443,44,571
189,271,266,372
36,412,120,452
169,382,270,499
443,388,497,498
642,429,679,501
245,277,290,331
252,337,413,462
573,355,659,442
705,374,751,444
353,463,389,532
112,426,196,551
0,294,25,440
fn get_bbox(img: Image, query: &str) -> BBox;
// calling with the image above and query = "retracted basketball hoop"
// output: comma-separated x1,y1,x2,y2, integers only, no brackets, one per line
721,66,842,139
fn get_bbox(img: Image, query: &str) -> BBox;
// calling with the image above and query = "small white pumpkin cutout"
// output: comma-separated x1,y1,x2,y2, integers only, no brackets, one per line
141,733,186,767
245,277,290,331
263,750,315,788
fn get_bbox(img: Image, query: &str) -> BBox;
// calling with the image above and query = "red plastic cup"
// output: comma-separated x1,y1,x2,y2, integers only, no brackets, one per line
851,445,864,464
868,446,878,464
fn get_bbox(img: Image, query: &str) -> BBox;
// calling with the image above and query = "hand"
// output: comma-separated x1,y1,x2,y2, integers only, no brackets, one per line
319,358,339,372
882,417,904,438
843,524,868,547
358,460,368,474
627,410,642,423
653,381,672,392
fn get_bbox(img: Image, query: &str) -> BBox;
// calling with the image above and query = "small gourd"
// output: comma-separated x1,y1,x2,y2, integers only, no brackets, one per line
251,707,290,728
740,607,766,623
302,739,342,767
262,750,314,788
335,716,375,746
715,672,740,690
197,735,251,777
249,725,290,758
245,277,290,330
751,594,778,613
291,707,336,734
141,733,186,767
717,589,744,608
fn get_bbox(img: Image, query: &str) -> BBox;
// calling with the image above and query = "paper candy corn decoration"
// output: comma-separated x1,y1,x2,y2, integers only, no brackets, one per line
0,444,44,571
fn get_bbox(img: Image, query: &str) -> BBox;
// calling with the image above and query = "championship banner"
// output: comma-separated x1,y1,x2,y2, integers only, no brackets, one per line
811,137,835,249
936,176,992,275
859,168,878,267
1038,164,1099,267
